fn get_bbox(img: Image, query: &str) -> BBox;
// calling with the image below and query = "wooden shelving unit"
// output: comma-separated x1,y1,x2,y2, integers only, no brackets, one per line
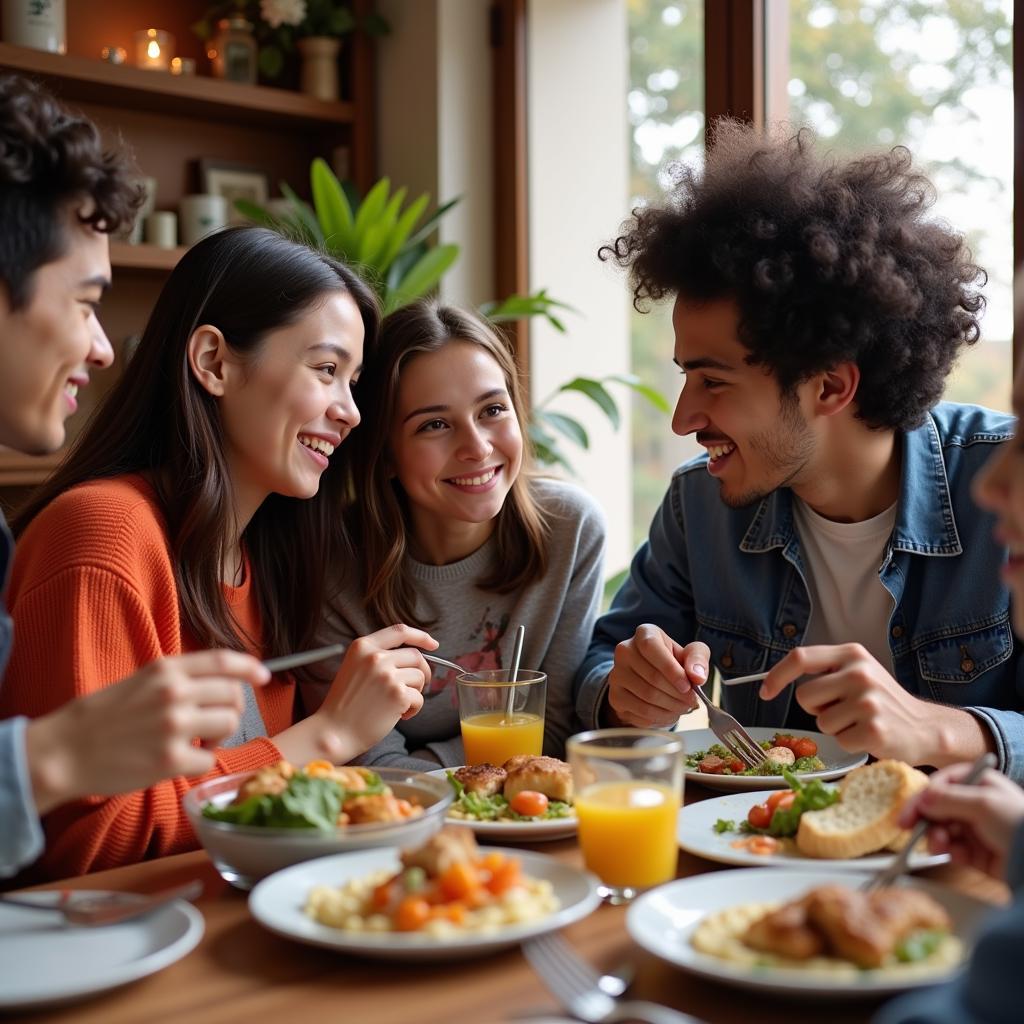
109,242,187,271
0,43,356,130
0,3,376,496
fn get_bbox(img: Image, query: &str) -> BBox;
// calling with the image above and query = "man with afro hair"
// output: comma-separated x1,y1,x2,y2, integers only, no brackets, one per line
577,120,1024,781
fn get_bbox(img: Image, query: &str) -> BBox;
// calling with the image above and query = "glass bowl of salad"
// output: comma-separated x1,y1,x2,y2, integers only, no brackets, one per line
183,762,454,889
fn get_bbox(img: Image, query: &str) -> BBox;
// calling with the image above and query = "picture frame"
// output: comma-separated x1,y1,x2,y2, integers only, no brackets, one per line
198,160,270,224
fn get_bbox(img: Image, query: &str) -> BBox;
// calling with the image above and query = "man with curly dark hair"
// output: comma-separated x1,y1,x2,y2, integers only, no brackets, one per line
577,121,1024,782
0,75,269,878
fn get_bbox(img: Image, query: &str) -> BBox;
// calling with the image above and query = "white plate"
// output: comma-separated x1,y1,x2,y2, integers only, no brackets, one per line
425,767,578,842
0,890,204,1010
682,727,867,791
627,867,990,998
249,847,600,960
678,790,950,871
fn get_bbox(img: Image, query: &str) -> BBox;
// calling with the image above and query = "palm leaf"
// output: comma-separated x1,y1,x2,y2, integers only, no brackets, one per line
557,377,620,429
385,244,460,312
310,157,354,255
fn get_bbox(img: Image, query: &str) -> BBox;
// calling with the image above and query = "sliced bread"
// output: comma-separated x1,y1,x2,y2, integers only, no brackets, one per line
796,759,920,859
884,766,930,851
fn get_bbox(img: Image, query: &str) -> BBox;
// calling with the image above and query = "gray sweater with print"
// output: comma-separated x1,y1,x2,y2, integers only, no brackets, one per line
303,478,606,770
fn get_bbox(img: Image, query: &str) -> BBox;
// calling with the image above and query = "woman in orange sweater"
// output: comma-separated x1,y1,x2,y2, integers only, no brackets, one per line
0,227,436,878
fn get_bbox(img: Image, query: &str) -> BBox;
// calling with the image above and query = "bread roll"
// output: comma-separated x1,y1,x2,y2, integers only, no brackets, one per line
796,759,920,859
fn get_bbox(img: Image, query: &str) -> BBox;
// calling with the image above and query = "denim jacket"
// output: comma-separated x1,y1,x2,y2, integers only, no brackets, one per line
576,403,1024,782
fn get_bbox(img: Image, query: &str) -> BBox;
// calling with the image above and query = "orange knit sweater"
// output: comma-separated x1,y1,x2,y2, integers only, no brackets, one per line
0,474,296,879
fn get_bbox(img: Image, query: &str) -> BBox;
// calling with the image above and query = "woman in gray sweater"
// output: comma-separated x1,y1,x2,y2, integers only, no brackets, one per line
307,300,606,770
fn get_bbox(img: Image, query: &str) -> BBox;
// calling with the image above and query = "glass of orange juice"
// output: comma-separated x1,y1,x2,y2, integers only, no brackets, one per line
567,728,684,904
456,670,546,765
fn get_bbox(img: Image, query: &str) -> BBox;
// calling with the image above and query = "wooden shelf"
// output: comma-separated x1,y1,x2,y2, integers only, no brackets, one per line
110,242,186,271
0,43,355,130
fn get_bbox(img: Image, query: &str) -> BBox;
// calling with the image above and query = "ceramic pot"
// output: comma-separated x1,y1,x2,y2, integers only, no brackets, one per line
297,36,340,102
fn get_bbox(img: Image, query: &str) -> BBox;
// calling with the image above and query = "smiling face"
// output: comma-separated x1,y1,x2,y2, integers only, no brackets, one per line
671,295,816,508
388,340,524,561
973,362,1024,636
216,291,364,511
0,207,114,454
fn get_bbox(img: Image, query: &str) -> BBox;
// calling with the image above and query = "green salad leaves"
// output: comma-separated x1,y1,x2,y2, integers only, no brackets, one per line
203,769,385,831
762,770,840,836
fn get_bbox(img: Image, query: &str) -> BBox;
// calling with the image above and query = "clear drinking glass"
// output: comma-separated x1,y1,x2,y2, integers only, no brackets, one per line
456,670,547,765
567,728,684,904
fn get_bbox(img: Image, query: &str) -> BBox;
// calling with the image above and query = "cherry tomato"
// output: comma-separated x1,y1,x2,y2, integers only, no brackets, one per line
747,802,772,830
766,790,794,812
792,737,818,759
771,733,797,752
698,755,727,774
766,790,796,813
727,758,746,774
510,790,549,817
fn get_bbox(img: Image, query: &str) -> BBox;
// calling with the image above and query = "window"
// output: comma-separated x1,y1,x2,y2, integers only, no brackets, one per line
627,0,705,546
772,0,1014,411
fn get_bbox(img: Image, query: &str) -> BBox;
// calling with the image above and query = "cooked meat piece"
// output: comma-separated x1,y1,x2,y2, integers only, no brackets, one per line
233,760,295,802
330,766,370,791
502,754,535,773
806,885,951,968
743,896,825,960
400,826,479,878
343,793,417,824
453,763,507,797
504,756,574,803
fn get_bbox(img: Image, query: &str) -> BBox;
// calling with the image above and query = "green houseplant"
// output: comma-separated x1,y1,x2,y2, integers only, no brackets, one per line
237,159,669,470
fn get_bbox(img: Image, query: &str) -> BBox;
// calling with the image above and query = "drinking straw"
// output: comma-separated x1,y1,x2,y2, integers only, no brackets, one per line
504,624,525,723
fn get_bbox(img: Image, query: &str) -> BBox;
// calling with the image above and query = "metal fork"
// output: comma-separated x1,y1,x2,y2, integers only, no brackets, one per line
522,932,705,1024
689,684,764,769
860,751,997,893
0,879,203,927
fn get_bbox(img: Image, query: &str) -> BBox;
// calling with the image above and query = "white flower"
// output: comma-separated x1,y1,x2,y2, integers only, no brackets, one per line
260,0,307,29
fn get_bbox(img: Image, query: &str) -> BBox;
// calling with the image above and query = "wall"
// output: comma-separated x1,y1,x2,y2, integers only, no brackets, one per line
527,0,632,570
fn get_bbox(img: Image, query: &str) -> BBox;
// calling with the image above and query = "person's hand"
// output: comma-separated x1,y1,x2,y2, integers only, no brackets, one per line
897,763,1024,880
26,650,271,814
311,624,436,760
606,624,708,727
759,644,972,766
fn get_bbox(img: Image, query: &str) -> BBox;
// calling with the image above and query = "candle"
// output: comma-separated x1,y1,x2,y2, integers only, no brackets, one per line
134,28,173,71
144,211,177,249
169,57,196,76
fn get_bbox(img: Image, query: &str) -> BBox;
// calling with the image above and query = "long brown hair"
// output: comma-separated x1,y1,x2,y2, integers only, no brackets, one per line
15,226,379,677
348,299,549,627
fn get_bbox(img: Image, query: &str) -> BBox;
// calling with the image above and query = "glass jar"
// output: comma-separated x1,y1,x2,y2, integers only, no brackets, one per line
209,16,257,84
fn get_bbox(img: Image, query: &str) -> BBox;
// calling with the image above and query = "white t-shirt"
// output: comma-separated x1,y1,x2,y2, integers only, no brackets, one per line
792,497,897,675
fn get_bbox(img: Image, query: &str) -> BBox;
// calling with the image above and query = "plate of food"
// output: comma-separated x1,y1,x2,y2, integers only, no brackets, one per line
678,760,950,871
248,826,601,960
627,866,990,997
682,726,867,791
426,755,577,841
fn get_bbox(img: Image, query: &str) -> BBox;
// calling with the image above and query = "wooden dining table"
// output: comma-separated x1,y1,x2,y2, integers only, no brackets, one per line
14,781,1010,1024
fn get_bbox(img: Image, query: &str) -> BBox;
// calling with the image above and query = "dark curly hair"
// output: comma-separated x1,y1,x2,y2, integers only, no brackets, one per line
0,74,142,309
600,120,986,430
